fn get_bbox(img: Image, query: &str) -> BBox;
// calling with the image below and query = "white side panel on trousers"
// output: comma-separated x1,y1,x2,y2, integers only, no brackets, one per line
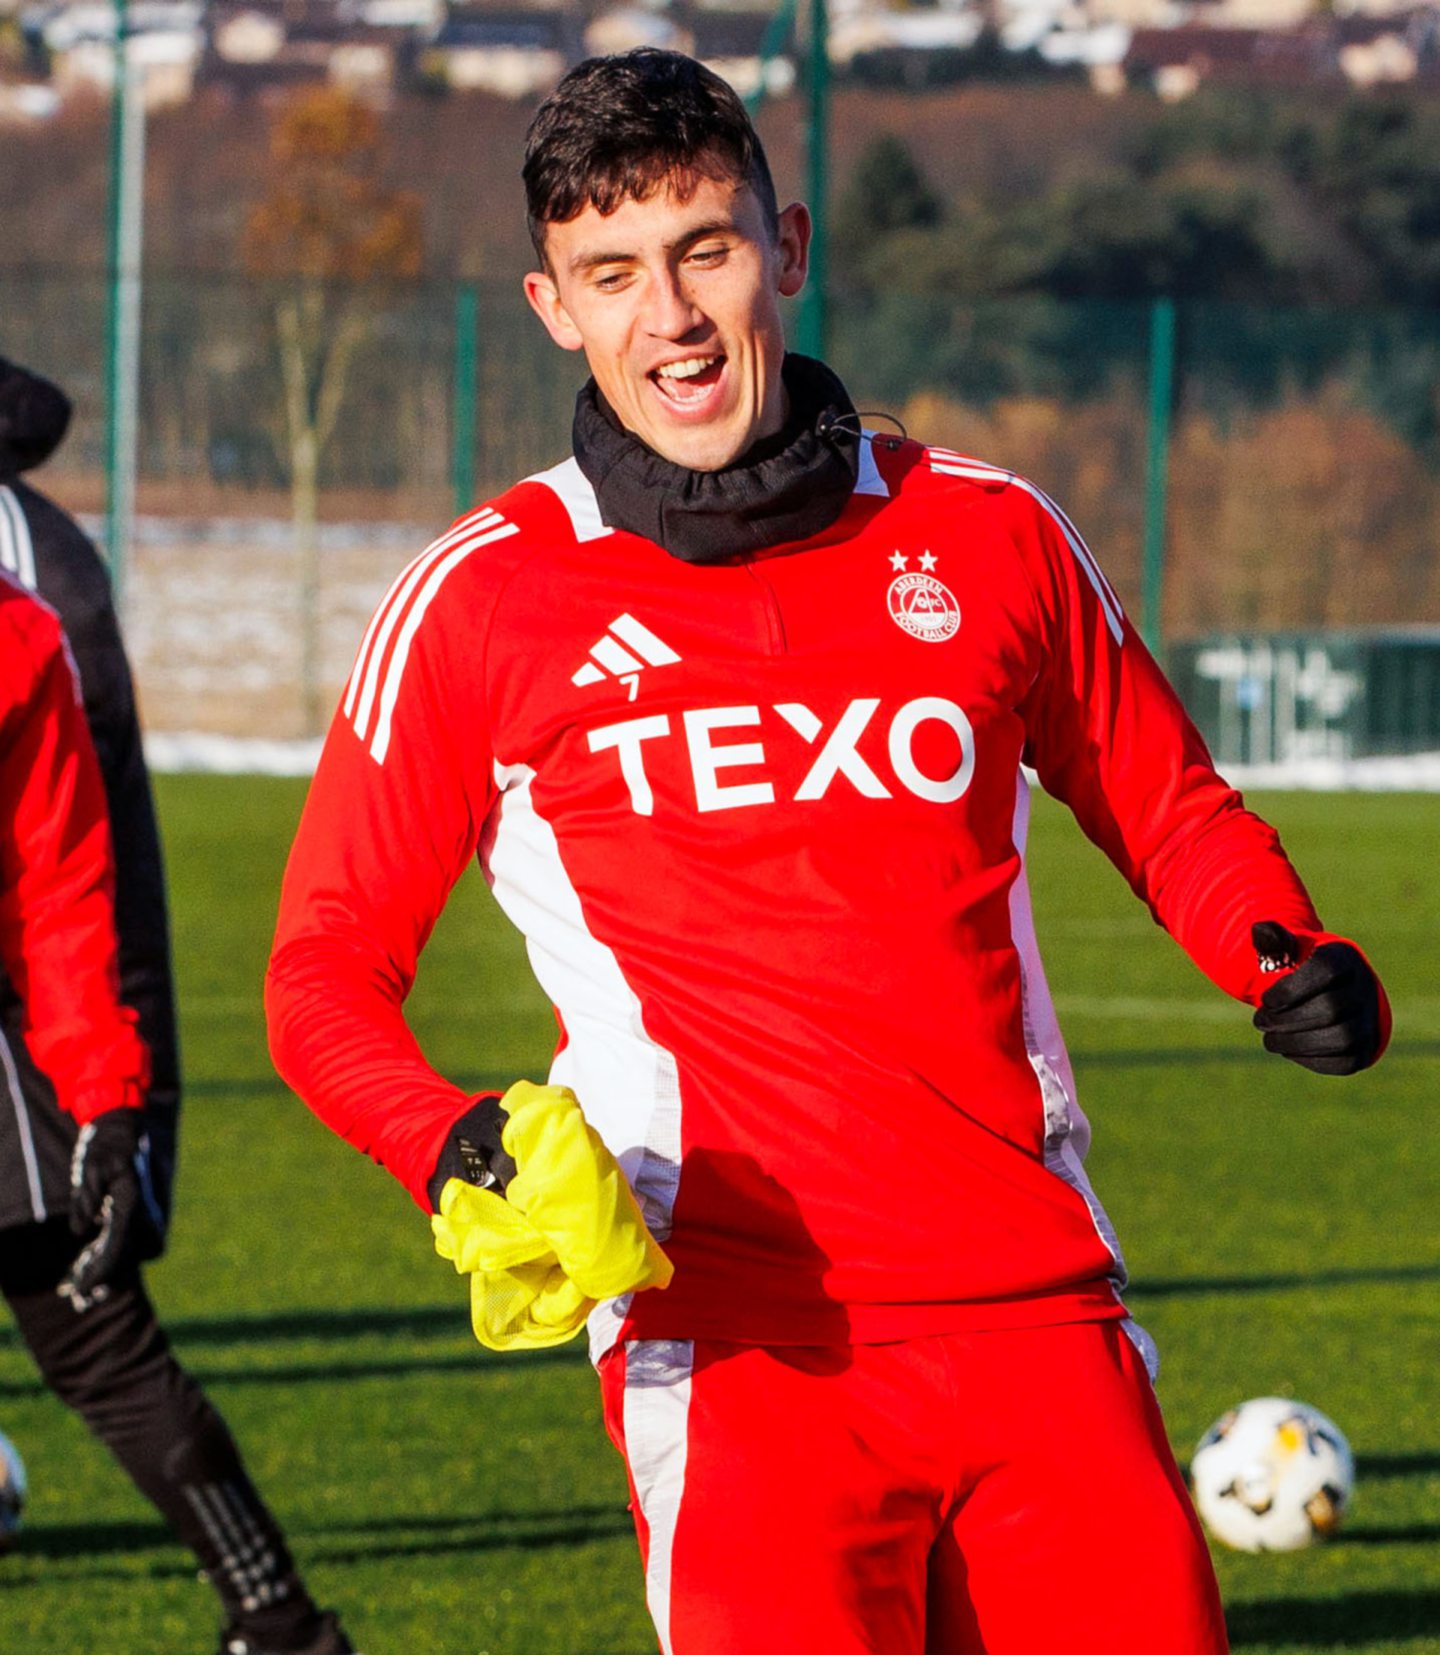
483,761,684,1362
1006,771,1159,1380
623,1338,694,1655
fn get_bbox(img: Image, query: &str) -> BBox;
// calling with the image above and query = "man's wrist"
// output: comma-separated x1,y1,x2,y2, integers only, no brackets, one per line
427,1093,514,1212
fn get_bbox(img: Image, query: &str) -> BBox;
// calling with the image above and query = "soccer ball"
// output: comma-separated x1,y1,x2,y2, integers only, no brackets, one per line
0,1429,25,1551
1190,1397,1354,1552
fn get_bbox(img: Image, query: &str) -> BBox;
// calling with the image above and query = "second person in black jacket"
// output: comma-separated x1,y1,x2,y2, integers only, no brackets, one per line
0,354,356,1655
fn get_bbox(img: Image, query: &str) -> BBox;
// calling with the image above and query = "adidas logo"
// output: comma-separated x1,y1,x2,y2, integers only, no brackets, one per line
572,613,681,700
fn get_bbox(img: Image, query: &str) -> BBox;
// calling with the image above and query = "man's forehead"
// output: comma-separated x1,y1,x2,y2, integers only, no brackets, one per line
548,174,764,264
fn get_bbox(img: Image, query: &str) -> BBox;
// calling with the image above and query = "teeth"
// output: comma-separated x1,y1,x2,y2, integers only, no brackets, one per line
656,357,718,381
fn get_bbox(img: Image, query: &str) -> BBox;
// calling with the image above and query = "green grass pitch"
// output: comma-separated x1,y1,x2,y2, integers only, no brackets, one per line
2,777,1437,1653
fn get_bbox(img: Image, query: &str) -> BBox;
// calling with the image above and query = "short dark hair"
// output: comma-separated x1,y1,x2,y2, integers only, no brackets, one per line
523,49,779,264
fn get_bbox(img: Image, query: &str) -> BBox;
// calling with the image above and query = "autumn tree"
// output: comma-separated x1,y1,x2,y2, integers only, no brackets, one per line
242,86,422,734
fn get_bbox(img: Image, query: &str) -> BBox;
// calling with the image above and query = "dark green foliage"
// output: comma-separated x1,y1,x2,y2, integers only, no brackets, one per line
845,29,1085,93
1302,100,1440,306
828,287,1148,407
1033,176,1275,302
834,133,943,255
844,87,1440,315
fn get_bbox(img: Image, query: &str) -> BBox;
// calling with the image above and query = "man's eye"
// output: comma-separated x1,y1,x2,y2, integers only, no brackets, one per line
687,245,728,266
592,270,630,291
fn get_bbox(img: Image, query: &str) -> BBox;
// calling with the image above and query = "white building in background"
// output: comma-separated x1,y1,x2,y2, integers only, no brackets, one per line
583,3,691,58
1338,28,1418,79
1186,0,1318,28
211,7,286,62
26,0,203,50
422,9,569,97
1037,22,1134,87
0,81,62,117
36,0,204,106
350,0,443,26
1080,0,1183,24
829,6,983,67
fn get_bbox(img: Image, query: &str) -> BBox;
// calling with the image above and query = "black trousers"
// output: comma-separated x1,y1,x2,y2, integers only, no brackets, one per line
0,1220,323,1646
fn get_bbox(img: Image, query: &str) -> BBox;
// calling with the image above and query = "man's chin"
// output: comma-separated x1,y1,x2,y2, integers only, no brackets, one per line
643,420,750,473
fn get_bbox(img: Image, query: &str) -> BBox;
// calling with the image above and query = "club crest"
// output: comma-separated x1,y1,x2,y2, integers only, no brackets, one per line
886,552,960,642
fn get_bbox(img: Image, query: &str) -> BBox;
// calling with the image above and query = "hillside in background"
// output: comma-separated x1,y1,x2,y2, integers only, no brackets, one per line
6,75,1439,739
2,82,1137,279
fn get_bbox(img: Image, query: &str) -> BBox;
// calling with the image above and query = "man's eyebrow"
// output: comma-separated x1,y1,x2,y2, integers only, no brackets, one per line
568,219,742,275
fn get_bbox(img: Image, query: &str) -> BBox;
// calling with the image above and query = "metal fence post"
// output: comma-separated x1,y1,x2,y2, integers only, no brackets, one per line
104,0,145,618
452,280,478,518
797,0,829,361
1141,295,1176,656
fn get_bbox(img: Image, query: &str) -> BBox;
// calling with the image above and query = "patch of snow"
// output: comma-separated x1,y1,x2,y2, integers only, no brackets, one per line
145,733,324,775
1219,754,1440,792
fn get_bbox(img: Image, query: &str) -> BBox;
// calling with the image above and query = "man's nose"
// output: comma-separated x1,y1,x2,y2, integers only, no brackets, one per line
644,270,704,339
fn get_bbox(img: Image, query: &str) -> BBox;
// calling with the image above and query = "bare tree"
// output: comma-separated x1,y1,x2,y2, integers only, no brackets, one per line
242,86,422,735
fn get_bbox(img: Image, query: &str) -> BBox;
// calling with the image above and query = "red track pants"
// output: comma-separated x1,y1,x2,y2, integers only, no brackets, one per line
599,1321,1228,1655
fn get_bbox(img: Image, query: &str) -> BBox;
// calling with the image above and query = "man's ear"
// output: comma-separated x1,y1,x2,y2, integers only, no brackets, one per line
523,270,584,352
775,202,811,300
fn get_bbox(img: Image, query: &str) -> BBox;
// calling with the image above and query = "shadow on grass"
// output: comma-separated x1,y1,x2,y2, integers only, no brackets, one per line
2,1340,588,1397
298,1503,635,1564
5,1507,635,1581
2,1300,592,1392
1340,1523,1440,1544
1129,1261,1440,1299
1072,1041,1440,1068
1356,1452,1440,1479
4,1324,589,1396
6,1519,174,1562
1228,1589,1440,1643
179,1344,590,1388
186,1072,518,1100
184,1077,292,1098
164,1304,476,1345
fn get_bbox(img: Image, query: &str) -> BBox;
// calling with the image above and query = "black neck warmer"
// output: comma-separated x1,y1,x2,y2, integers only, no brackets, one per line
571,353,861,564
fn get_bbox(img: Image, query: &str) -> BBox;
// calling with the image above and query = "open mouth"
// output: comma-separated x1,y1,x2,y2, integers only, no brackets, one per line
651,355,726,408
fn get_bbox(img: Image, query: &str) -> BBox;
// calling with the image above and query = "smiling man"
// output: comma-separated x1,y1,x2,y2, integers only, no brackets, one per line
268,48,1388,1655
520,149,805,474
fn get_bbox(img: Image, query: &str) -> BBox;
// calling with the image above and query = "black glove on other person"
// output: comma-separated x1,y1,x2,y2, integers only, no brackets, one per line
59,1107,164,1310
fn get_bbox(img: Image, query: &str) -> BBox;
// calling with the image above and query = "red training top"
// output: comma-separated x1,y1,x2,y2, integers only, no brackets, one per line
268,439,1381,1357
0,574,148,1124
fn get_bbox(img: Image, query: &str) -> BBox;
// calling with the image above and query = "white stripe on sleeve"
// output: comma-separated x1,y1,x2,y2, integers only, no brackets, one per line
928,458,1125,644
0,486,37,589
345,511,501,734
367,520,518,763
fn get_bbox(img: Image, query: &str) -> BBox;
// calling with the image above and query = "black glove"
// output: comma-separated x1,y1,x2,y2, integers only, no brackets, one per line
426,1095,517,1213
58,1108,165,1311
1251,921,1384,1077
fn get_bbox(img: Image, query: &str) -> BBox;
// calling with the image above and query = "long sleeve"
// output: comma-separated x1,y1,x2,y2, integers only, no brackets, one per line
0,590,149,1122
1014,488,1332,1008
266,530,503,1209
21,489,181,1115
